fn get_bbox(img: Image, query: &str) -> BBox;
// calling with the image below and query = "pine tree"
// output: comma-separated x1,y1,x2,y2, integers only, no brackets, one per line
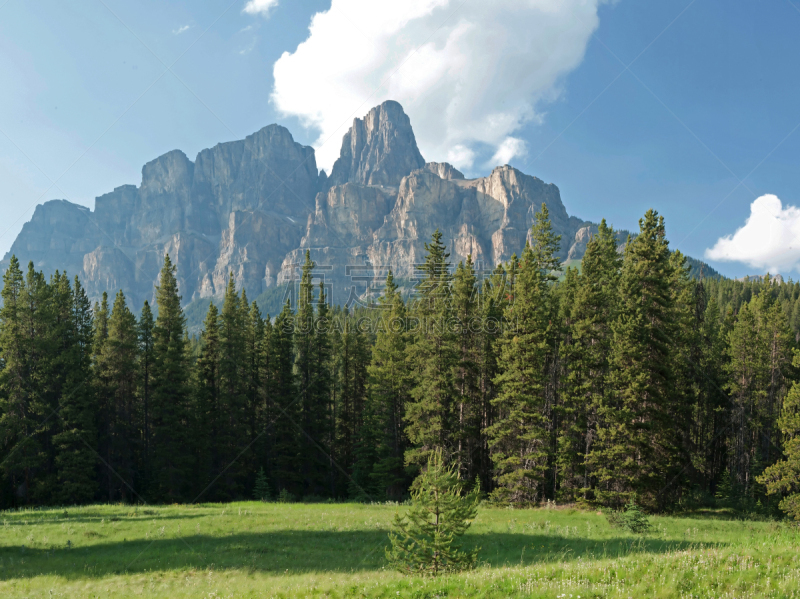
555,265,583,500
291,251,333,496
97,290,139,501
589,210,678,508
138,300,155,492
367,271,413,499
758,350,800,519
488,253,550,504
452,257,481,480
557,220,621,501
386,449,480,575
53,276,98,504
528,202,563,280
312,280,334,496
270,300,300,495
216,274,247,499
194,302,221,494
252,466,271,501
475,270,505,493
0,256,28,504
150,254,192,501
405,230,458,467
244,300,264,486
488,205,560,504
726,292,790,497
3,262,61,503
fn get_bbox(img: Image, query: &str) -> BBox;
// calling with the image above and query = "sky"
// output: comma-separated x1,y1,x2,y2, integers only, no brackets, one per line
1,0,800,279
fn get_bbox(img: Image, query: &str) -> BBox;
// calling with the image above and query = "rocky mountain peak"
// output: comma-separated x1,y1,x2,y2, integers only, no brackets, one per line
329,100,425,187
422,162,465,180
140,149,194,195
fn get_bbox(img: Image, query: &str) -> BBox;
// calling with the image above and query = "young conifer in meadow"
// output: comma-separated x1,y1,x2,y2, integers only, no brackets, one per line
386,448,480,576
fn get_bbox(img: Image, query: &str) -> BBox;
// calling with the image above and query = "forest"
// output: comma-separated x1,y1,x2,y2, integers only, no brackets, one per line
2,205,800,516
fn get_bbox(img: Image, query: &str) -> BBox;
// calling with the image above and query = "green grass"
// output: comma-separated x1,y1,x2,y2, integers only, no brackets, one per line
2,502,799,598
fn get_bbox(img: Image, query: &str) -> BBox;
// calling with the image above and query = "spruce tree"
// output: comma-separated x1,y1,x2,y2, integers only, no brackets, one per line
367,271,413,499
244,300,264,483
194,302,221,493
487,205,560,504
252,466,271,501
138,300,155,492
488,250,550,504
312,280,334,496
386,449,480,575
758,350,800,519
589,210,678,508
150,254,192,501
452,257,480,480
558,221,620,500
726,292,790,497
97,290,139,501
405,229,458,467
216,274,247,499
270,300,300,495
53,276,98,504
0,257,27,495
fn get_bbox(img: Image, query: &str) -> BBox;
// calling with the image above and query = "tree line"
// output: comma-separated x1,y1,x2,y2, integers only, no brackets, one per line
2,205,800,514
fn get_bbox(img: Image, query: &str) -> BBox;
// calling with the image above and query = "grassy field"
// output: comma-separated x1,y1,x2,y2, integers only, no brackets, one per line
1,502,799,598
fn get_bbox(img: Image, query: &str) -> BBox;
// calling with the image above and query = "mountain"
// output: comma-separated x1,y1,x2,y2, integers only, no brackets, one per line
0,100,714,314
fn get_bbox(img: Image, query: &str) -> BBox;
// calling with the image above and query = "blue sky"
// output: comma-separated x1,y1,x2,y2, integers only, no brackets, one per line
1,0,799,278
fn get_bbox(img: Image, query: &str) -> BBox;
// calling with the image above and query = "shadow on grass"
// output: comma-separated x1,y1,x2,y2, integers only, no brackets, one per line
0,530,724,580
1,511,206,526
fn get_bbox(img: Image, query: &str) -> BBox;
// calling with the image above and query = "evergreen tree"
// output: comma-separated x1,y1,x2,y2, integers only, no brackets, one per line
294,251,331,495
252,466,271,501
244,300,264,485
97,291,139,501
138,300,155,492
488,252,552,503
475,270,505,493
216,274,247,499
589,210,679,508
367,271,413,499
53,276,98,504
758,350,800,519
405,230,458,467
312,280,334,496
386,449,480,575
556,220,620,501
0,258,55,504
194,302,221,493
150,254,192,501
528,202,563,280
452,257,480,480
726,292,790,497
488,205,561,504
270,300,300,495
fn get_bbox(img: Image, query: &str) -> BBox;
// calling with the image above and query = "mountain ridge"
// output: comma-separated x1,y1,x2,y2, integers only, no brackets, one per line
1,100,718,311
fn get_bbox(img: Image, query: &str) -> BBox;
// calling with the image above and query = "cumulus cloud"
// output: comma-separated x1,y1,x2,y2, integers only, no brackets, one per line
243,0,278,16
271,0,605,172
705,194,800,273
489,137,528,167
172,25,191,35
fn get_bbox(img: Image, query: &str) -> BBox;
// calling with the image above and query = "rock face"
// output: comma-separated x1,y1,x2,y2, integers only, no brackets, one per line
328,101,425,188
3,101,601,310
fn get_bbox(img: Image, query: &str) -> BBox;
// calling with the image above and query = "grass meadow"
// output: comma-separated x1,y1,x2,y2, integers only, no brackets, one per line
1,502,799,598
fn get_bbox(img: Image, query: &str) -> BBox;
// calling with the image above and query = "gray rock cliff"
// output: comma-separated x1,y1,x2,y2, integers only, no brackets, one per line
3,100,605,310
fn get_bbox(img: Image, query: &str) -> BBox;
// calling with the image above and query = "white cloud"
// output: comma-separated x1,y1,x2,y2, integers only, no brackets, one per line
489,137,528,166
271,0,605,172
243,0,279,16
447,145,475,170
705,194,800,273
172,25,191,35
